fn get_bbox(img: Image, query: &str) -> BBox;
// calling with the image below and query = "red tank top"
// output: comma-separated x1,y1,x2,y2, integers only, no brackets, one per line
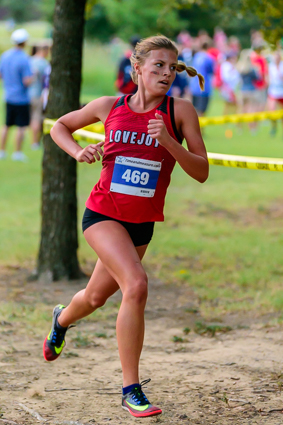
86,94,182,223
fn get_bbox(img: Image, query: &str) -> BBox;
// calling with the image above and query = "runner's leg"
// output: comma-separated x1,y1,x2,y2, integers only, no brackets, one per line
83,221,149,387
58,241,147,327
58,258,119,327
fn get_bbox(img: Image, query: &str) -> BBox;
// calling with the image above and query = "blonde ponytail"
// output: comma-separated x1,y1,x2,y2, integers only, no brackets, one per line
176,61,205,91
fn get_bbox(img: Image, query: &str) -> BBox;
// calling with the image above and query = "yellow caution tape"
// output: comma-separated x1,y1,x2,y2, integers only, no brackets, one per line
43,119,105,135
43,118,56,134
208,152,283,172
43,118,283,171
199,109,283,127
43,119,105,143
83,122,105,133
44,108,283,135
72,129,105,143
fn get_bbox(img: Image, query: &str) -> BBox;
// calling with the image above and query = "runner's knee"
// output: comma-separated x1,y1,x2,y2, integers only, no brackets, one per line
123,274,148,304
84,292,107,310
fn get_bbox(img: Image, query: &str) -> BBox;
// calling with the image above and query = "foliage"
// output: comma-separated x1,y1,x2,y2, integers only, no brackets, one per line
177,4,261,48
92,0,182,39
0,0,40,22
0,0,278,45
84,0,262,46
208,0,283,45
85,0,98,19
84,3,116,41
194,321,232,337
172,335,185,342
39,0,56,23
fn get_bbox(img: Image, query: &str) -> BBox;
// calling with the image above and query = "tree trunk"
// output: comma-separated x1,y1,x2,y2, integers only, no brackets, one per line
37,0,87,281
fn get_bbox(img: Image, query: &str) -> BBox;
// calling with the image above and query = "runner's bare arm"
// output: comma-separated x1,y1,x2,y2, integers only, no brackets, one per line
50,96,117,163
147,99,209,183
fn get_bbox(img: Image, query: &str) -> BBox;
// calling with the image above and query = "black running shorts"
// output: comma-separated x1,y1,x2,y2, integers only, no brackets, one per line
6,102,30,127
82,208,155,247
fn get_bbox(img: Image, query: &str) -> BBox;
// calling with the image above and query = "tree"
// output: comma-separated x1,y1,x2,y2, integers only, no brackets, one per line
37,0,87,281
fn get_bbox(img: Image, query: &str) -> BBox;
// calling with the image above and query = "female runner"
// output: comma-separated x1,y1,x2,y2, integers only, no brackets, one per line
43,35,209,418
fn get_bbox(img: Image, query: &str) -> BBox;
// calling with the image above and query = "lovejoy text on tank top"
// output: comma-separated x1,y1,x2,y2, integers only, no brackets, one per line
86,95,183,223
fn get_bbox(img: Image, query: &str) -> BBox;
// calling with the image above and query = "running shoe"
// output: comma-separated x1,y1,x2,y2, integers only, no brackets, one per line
43,304,70,361
122,379,162,418
0,150,7,160
11,151,28,162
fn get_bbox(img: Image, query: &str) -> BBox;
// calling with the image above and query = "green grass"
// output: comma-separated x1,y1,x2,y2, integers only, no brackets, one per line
1,23,283,318
81,42,116,100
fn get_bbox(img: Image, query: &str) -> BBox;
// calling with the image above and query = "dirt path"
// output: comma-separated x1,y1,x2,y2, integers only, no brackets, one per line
0,266,283,425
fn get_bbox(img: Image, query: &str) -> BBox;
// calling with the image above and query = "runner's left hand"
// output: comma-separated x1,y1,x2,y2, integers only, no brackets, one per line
147,113,171,146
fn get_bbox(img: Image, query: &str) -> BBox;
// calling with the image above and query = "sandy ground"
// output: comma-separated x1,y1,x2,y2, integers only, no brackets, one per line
0,266,283,425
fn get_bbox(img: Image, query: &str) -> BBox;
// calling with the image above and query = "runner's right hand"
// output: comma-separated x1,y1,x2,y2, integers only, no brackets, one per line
75,142,104,164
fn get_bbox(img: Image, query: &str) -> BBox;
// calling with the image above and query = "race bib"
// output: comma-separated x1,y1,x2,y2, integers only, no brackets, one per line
110,156,161,197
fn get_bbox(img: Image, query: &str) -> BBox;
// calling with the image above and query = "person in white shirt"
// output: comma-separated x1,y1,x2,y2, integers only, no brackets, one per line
267,51,283,135
220,51,240,115
29,45,50,149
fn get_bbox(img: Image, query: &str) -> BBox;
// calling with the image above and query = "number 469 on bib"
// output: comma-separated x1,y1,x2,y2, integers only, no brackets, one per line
122,169,150,185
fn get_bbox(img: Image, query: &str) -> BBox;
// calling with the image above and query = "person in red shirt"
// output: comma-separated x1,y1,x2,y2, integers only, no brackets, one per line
115,35,140,95
43,35,208,418
250,41,268,112
207,41,222,90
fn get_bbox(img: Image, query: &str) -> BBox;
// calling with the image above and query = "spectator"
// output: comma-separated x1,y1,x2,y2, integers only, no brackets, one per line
220,51,240,115
42,63,51,112
177,31,193,67
198,29,210,46
168,47,190,99
267,51,283,135
227,36,241,55
29,44,50,149
207,40,221,63
190,41,214,117
213,27,228,53
5,18,15,32
177,30,191,47
115,35,140,95
207,40,223,90
237,49,259,129
250,30,265,48
0,29,33,161
250,40,268,112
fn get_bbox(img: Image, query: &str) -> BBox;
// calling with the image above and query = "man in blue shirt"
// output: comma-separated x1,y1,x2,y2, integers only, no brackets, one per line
190,42,214,117
0,29,33,161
